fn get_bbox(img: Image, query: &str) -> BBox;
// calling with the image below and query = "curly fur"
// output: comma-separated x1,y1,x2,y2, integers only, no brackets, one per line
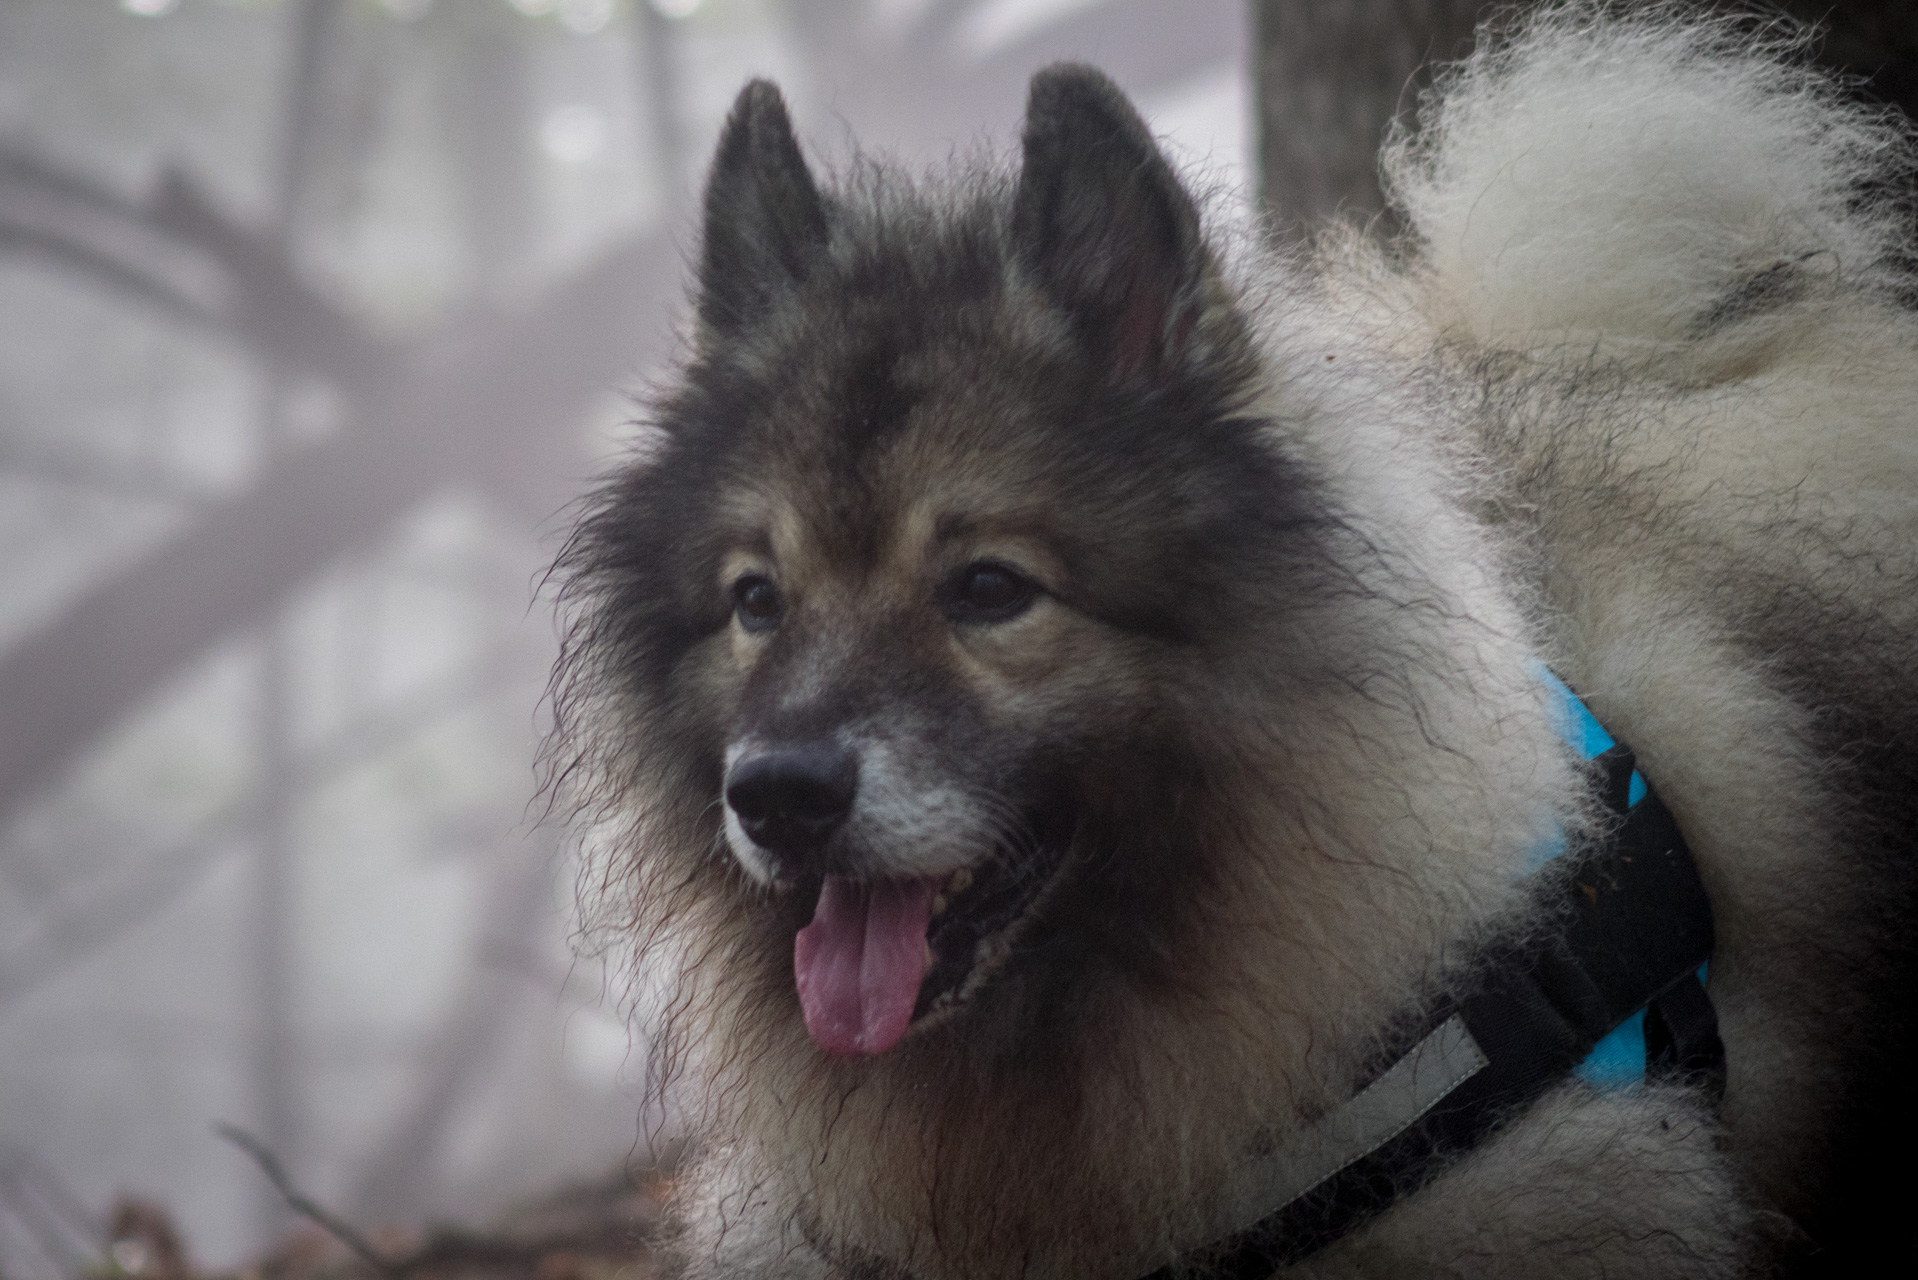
547,5,1918,1276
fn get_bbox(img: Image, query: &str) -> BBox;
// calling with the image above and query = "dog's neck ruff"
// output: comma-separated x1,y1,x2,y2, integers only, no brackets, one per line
1144,672,1722,1280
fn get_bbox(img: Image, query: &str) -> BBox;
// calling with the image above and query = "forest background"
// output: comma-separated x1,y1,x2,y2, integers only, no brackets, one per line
0,0,1908,1274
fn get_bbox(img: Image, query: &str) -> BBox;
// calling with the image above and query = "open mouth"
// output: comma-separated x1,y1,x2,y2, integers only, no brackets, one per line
789,808,1075,1058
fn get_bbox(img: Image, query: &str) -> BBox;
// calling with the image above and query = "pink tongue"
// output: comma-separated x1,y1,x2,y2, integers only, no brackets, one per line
794,876,937,1057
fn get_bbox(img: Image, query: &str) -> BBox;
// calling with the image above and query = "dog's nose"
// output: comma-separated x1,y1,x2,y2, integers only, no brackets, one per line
725,742,858,855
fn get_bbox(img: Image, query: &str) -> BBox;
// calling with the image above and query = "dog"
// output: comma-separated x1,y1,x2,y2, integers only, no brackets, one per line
548,4,1918,1275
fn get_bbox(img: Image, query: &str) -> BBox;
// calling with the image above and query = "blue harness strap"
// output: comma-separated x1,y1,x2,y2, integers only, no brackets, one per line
1535,669,1705,1088
1538,667,1647,805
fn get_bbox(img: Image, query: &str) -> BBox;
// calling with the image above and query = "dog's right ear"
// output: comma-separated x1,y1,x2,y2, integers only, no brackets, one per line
697,80,829,337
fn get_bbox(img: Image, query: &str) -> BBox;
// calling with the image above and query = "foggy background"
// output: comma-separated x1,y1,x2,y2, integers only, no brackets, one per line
8,0,1909,1272
0,0,1248,1270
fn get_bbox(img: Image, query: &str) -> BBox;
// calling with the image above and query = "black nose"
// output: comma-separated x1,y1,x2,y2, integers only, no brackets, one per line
725,741,858,854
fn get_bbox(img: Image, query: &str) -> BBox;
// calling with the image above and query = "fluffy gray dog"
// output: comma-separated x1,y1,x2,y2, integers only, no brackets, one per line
550,4,1918,1275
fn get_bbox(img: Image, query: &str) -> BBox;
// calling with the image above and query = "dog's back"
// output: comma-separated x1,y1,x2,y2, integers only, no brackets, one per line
1368,7,1918,1262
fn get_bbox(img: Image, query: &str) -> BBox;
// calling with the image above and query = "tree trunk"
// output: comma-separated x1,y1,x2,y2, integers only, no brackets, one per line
1253,0,1480,227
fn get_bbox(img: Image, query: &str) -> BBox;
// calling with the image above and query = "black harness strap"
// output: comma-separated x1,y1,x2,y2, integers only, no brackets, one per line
1144,745,1720,1280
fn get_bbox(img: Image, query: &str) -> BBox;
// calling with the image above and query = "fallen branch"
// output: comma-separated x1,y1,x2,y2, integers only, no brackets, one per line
217,1126,665,1280
215,1124,397,1277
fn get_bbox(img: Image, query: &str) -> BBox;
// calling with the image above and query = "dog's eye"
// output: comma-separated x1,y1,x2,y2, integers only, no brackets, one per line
732,575,784,632
943,561,1038,623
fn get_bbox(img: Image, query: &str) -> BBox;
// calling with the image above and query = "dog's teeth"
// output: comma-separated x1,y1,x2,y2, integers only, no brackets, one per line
946,867,973,896
931,893,948,916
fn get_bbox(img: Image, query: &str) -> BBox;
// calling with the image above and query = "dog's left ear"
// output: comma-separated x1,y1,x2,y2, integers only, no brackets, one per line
1013,64,1205,384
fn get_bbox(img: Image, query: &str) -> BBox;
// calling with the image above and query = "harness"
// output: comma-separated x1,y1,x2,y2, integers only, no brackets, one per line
1144,673,1723,1280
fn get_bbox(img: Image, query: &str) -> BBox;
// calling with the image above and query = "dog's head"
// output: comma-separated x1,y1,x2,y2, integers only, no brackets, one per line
553,64,1343,1069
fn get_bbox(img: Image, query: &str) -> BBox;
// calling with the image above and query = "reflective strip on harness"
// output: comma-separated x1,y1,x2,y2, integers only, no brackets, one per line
1212,1016,1489,1240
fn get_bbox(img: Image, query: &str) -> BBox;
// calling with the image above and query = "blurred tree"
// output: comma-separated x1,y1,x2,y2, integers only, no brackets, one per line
1254,0,1480,226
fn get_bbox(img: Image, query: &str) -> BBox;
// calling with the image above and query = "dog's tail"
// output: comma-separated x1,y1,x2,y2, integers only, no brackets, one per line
1384,1,1915,376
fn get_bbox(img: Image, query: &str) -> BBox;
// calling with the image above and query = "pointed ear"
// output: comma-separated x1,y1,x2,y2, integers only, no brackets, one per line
1012,65,1205,384
698,80,829,336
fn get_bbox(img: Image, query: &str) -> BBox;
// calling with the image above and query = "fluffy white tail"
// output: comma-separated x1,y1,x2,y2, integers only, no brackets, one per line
1385,2,1915,361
